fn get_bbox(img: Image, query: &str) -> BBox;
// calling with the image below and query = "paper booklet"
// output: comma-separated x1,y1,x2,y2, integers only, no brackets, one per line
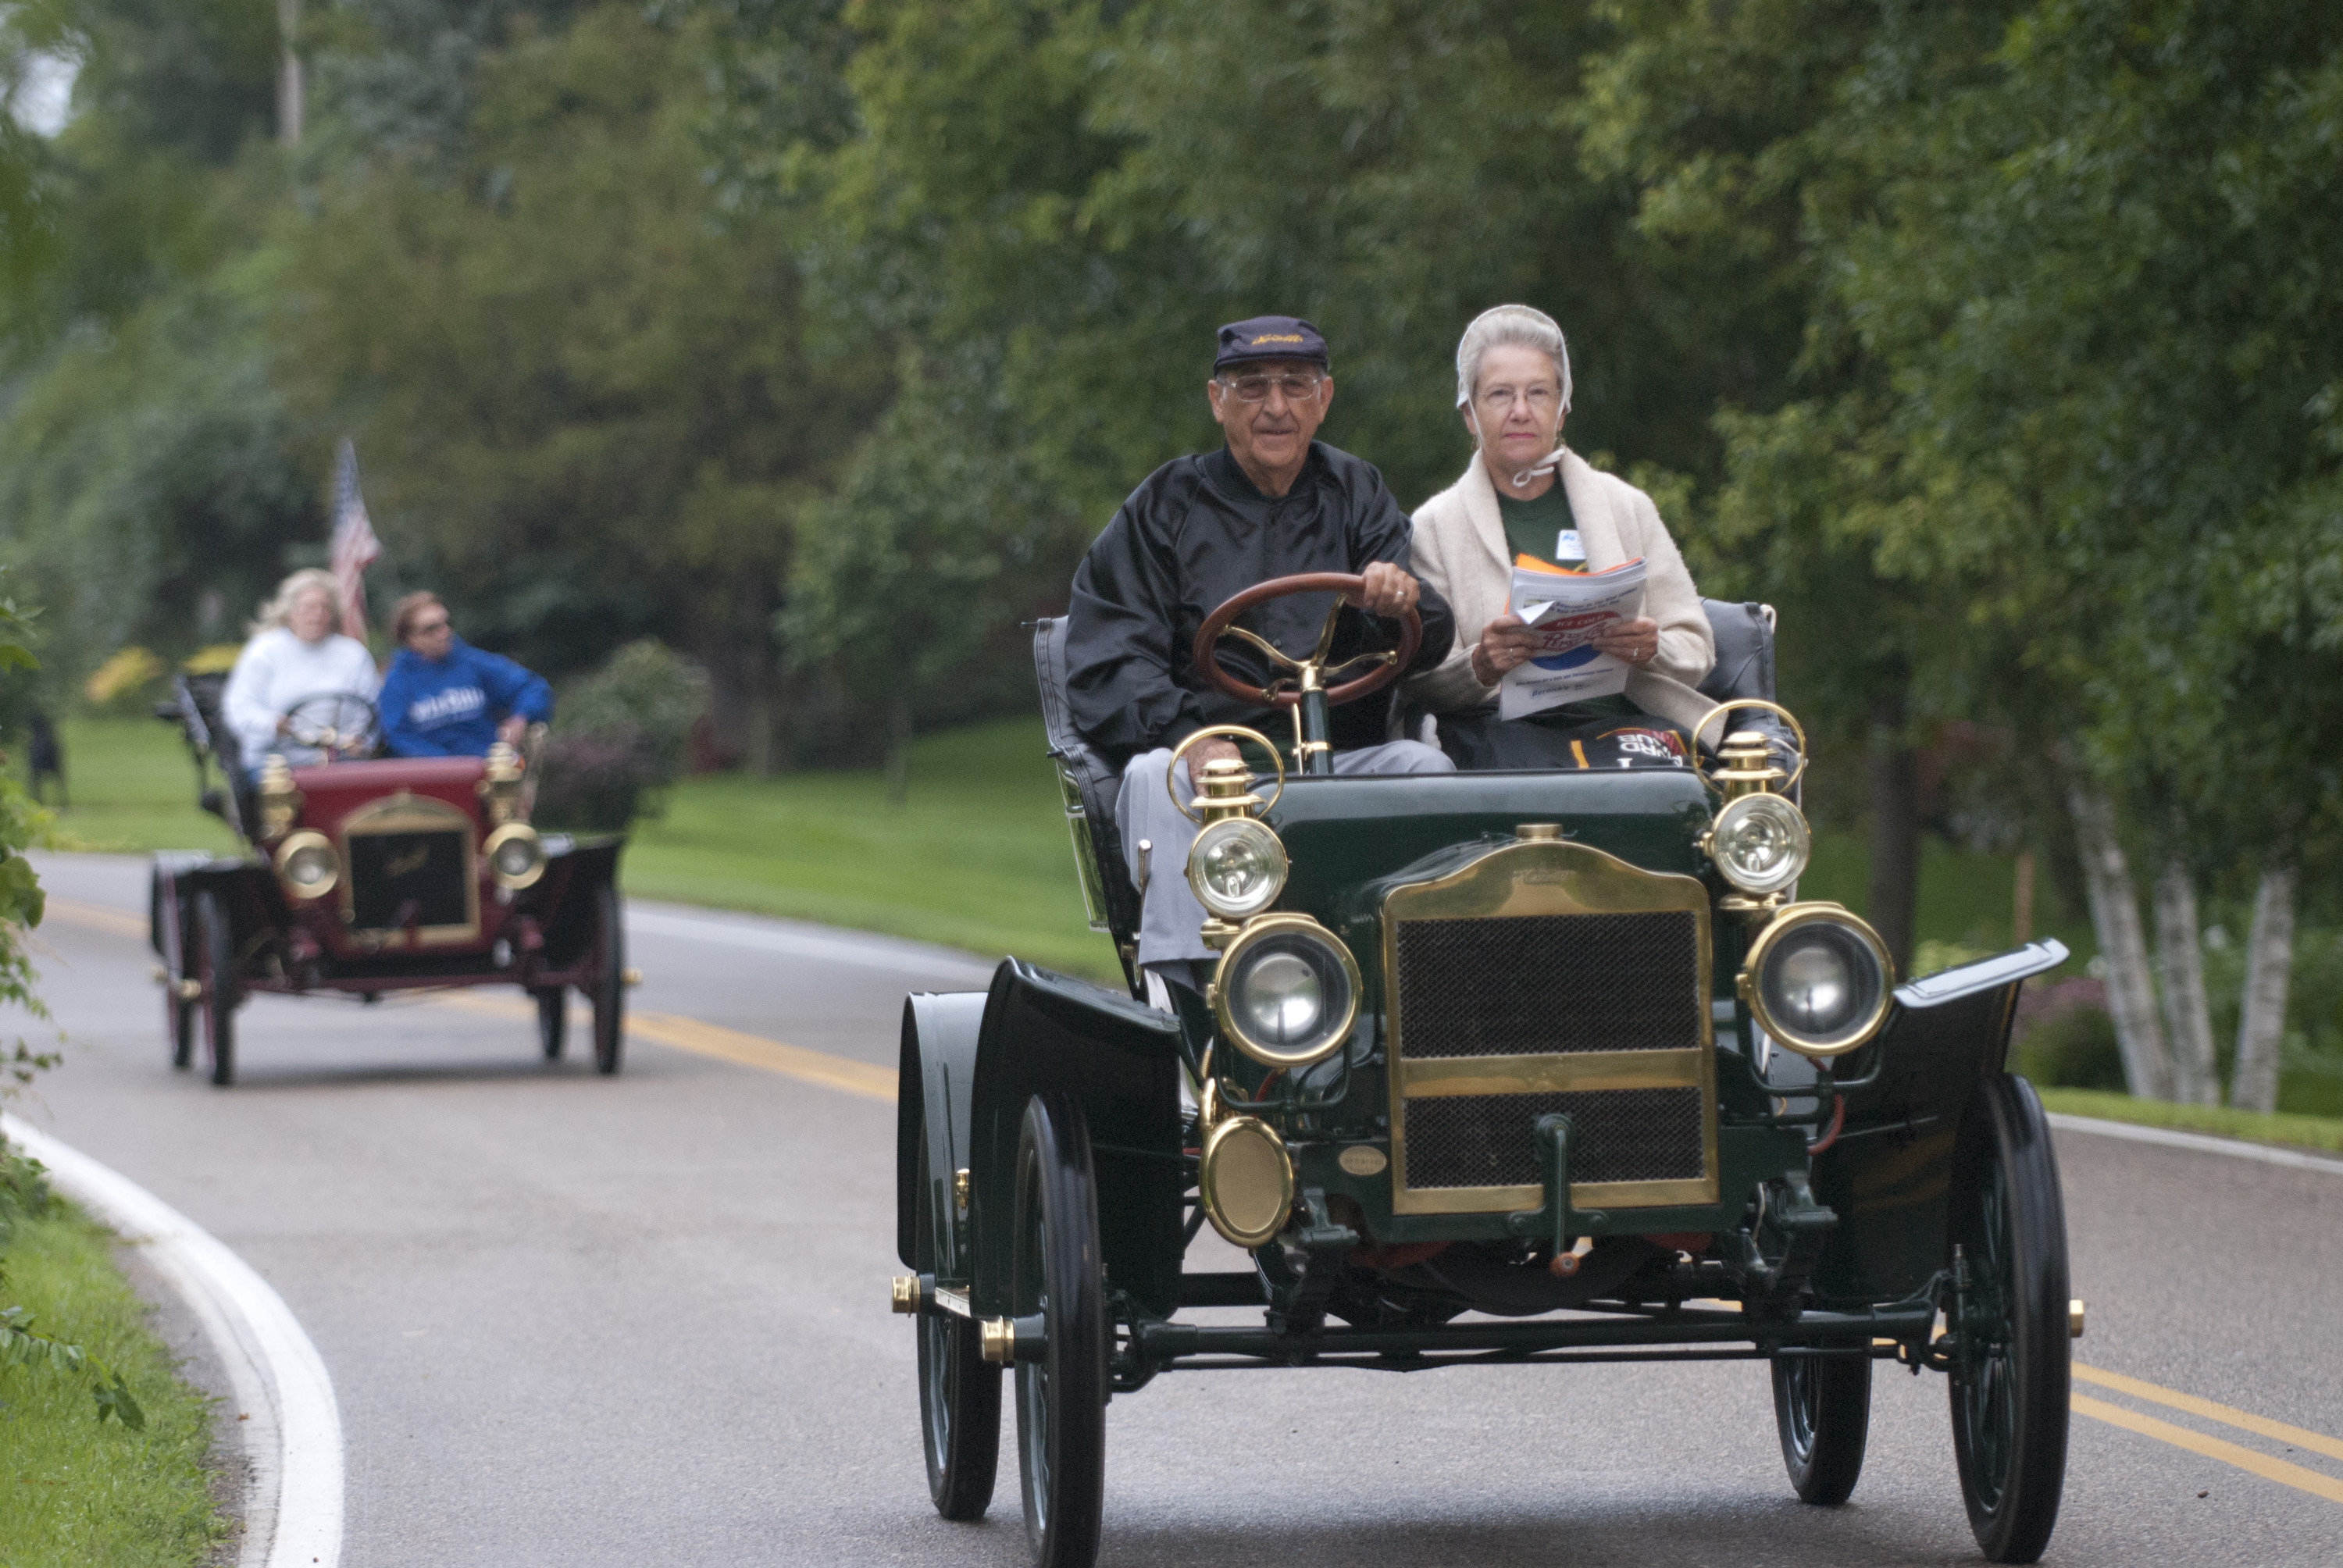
1497,553,1649,718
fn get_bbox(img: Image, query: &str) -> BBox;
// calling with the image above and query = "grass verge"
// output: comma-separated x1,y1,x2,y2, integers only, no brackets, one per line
0,1203,229,1567
2035,1088,2343,1157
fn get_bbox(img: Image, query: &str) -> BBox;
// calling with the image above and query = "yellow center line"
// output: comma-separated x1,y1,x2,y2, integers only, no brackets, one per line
44,897,148,939
2073,1395,2343,1506
2076,1362,2343,1465
432,991,894,1101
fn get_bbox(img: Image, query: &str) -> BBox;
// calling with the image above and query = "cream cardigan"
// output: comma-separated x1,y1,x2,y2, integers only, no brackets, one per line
1403,449,1721,742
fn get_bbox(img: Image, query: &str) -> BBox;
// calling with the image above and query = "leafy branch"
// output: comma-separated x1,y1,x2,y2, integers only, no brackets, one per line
1,1303,146,1429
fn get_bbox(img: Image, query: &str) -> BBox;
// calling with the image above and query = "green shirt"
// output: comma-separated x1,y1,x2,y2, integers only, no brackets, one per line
1495,483,1579,566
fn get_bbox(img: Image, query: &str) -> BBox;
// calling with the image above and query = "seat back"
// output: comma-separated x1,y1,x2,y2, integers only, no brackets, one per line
171,672,261,840
1696,599,1777,705
1032,618,1142,940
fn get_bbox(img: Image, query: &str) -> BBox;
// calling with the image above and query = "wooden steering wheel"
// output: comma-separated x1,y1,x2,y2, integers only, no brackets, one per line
1190,572,1423,709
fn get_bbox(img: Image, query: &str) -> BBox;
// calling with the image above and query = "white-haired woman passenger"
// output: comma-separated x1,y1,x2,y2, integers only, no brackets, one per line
1403,305,1717,769
220,568,380,773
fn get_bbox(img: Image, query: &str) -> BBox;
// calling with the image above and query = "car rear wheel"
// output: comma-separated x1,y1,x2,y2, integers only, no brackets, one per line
1012,1093,1105,1568
590,886,623,1076
194,889,237,1088
1947,1074,2071,1563
1772,1351,1871,1505
916,1137,999,1519
535,988,567,1060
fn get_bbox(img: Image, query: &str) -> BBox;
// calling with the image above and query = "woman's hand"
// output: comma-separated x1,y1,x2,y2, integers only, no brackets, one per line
1469,614,1546,686
1590,615,1661,668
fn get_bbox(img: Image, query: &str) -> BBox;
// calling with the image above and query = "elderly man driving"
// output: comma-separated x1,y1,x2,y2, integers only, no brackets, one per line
1067,315,1456,986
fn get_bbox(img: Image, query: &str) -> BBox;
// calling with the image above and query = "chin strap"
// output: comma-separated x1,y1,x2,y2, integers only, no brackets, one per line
1464,408,1571,490
1510,444,1570,490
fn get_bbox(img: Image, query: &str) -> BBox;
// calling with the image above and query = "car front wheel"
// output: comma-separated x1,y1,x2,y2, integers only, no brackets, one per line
590,886,623,1076
1947,1074,2071,1563
1012,1093,1105,1568
1772,1350,1871,1505
916,1138,999,1519
534,987,567,1060
194,889,237,1088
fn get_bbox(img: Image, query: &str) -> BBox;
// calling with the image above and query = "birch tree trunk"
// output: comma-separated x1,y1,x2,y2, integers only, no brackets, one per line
2230,863,2296,1114
2067,788,2177,1100
2151,857,2220,1106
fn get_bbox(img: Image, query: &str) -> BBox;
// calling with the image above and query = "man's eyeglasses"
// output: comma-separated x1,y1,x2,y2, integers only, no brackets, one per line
1217,372,1326,404
413,618,451,636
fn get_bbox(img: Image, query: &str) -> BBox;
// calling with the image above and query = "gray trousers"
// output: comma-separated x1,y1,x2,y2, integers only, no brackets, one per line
1116,739,1453,972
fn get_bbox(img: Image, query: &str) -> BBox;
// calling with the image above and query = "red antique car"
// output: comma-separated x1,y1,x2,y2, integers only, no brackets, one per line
149,674,629,1085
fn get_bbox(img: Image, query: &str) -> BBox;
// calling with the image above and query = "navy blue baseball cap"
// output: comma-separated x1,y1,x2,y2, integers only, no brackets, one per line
1214,315,1329,372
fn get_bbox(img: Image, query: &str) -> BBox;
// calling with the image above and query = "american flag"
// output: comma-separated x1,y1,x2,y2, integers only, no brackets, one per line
329,438,382,642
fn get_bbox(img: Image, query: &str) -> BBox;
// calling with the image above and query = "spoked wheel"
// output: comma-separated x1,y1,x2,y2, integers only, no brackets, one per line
193,890,238,1088
590,886,624,1075
1947,1074,2071,1563
915,1139,1000,1519
1771,1352,1871,1505
168,982,196,1068
1011,1093,1106,1568
535,988,568,1060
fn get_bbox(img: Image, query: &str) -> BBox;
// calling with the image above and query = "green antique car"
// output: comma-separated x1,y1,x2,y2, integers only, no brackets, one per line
892,575,2077,1567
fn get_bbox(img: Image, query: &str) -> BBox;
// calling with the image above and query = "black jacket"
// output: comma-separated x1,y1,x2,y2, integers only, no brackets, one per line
1066,442,1455,764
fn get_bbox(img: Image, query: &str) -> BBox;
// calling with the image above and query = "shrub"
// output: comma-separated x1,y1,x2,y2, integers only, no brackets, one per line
530,725,661,834
2011,977,2127,1091
82,647,166,714
557,640,708,779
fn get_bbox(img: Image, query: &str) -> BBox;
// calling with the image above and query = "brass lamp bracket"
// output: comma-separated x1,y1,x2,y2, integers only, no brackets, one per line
1166,724,1286,824
1691,698,1808,798
255,756,302,841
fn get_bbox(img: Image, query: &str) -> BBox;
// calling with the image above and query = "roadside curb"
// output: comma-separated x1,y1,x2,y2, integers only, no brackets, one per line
2046,1111,2343,1177
2,1114,343,1568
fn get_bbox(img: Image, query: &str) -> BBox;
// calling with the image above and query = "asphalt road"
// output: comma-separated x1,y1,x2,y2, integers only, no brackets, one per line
14,850,2341,1566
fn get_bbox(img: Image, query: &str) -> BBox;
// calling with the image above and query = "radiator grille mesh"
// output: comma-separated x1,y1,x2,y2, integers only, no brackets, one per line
1402,1087,1706,1189
1393,911,1700,1058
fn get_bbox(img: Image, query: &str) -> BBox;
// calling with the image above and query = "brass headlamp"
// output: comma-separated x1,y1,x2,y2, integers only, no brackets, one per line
477,741,526,826
256,755,301,842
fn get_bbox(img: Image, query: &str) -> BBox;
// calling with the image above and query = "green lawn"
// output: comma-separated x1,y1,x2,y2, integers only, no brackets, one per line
2034,1089,2343,1157
43,717,239,857
0,1203,229,1567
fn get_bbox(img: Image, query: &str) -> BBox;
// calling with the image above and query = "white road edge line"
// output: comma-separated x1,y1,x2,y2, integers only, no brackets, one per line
2047,1112,2343,1176
2,1113,343,1568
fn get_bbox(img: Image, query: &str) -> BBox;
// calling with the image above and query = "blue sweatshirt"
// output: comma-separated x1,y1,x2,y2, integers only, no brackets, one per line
378,636,554,757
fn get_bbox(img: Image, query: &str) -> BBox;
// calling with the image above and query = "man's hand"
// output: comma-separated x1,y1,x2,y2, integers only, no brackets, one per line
1182,737,1244,779
497,715,528,749
1589,615,1661,668
1469,614,1547,686
1346,561,1421,618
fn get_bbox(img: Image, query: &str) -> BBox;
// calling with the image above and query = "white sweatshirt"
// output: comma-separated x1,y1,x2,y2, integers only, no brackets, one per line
220,627,381,767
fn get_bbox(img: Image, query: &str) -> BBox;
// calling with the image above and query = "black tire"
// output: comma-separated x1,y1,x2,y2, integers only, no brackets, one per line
590,886,623,1076
915,1137,1000,1519
535,988,568,1060
194,890,237,1088
1772,1352,1872,1505
1947,1074,2071,1563
1012,1094,1106,1568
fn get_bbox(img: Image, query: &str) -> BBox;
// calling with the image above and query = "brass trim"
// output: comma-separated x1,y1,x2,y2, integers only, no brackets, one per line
979,1318,1016,1366
1706,790,1811,896
1736,901,1895,1059
335,792,481,947
952,1167,971,1216
1198,1114,1295,1249
256,755,302,841
1382,839,1718,1215
1210,913,1363,1068
1186,815,1289,920
1336,1144,1388,1177
2069,1299,2086,1339
272,829,341,901
890,1274,918,1313
1167,725,1285,823
1399,1047,1706,1099
1690,698,1808,794
1053,758,1112,933
483,821,547,890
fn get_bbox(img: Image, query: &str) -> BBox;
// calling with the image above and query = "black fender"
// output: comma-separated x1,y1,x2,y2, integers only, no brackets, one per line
897,989,990,1274
967,959,1184,1320
1810,940,2069,1305
149,853,262,972
527,834,626,969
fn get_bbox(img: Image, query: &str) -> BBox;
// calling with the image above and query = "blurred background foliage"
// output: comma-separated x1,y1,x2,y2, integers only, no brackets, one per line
2,0,2341,1107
